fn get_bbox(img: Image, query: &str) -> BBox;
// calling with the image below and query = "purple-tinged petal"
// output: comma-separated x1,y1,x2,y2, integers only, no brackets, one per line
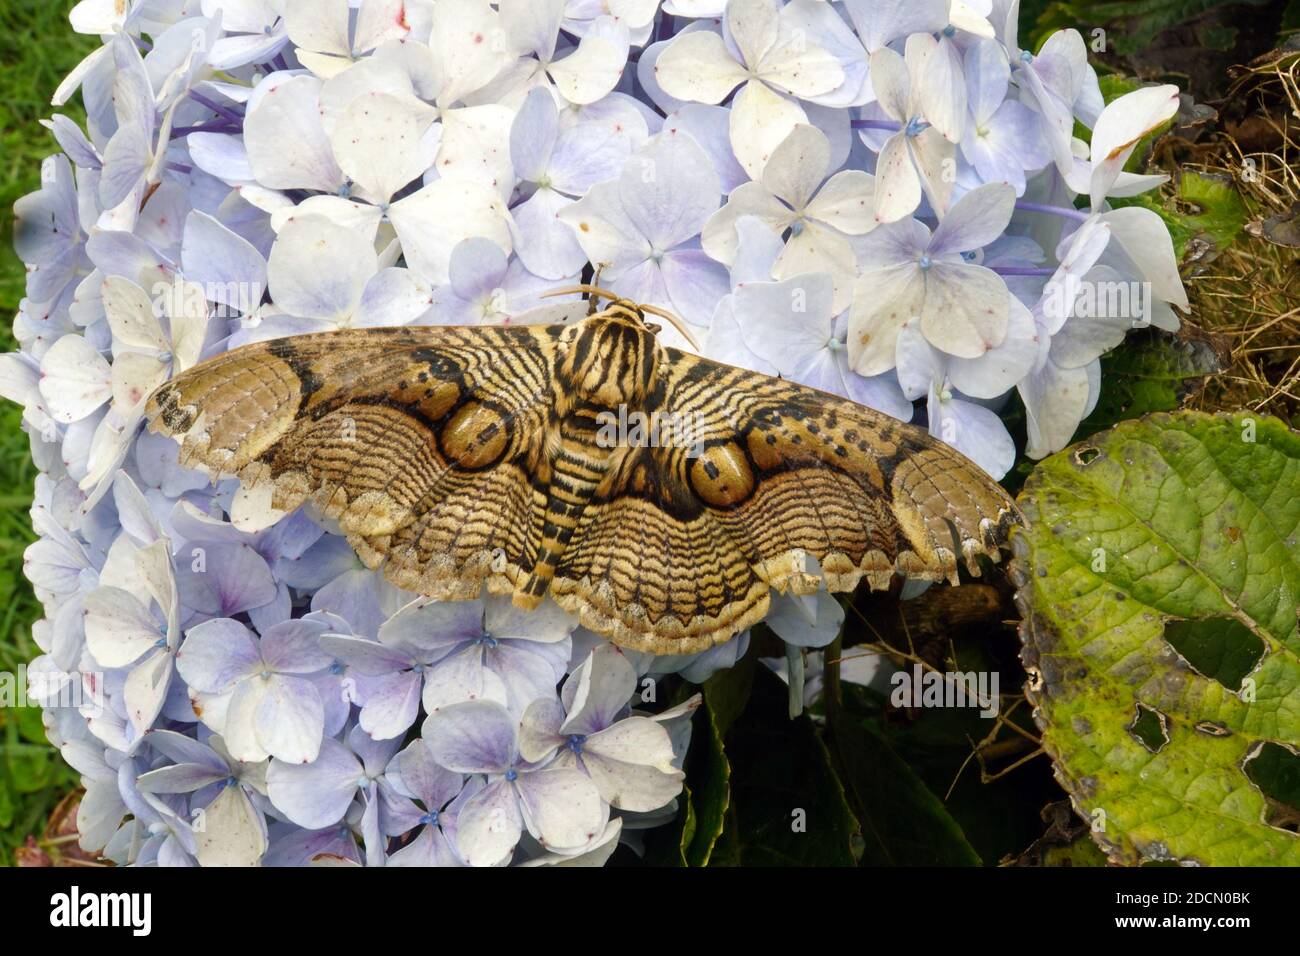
137,762,229,794
423,699,517,774
175,618,262,694
261,619,333,674
266,737,361,828
356,671,421,743
929,183,1015,256
562,644,637,736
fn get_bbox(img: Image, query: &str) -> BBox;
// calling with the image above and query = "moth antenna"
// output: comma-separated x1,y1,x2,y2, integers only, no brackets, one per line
639,303,700,351
542,285,700,347
540,284,623,302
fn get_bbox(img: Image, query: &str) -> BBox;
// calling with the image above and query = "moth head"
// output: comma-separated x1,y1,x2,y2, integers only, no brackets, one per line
560,303,662,407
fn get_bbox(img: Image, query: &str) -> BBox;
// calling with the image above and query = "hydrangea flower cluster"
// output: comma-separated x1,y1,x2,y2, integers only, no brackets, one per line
1,0,1187,865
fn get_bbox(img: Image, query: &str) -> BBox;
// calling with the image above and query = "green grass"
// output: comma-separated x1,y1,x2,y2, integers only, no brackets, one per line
0,1,96,865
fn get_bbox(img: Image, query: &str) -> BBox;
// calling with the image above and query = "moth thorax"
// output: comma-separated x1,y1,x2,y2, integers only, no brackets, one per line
559,314,660,408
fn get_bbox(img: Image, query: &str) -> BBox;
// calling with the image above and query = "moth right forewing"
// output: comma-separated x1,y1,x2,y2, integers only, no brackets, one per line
146,322,560,560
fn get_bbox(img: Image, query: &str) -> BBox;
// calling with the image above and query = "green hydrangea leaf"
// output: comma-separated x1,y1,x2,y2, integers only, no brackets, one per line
684,697,729,867
1108,171,1247,261
1077,329,1225,438
1015,411,1300,864
710,669,860,865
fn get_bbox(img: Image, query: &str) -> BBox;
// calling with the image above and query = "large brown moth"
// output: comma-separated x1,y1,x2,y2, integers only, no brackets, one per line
145,288,1020,655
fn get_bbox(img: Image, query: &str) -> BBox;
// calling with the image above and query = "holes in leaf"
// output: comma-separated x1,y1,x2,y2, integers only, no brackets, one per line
1242,742,1300,833
1163,617,1265,691
1194,721,1230,737
1128,703,1169,753
1073,446,1101,466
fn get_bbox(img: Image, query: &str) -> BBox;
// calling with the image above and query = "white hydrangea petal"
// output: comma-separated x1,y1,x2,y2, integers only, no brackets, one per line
755,28,843,99
273,196,384,241
548,19,630,105
428,0,511,107
700,182,788,266
947,297,1038,398
255,675,326,764
175,618,264,694
194,784,268,867
804,170,876,234
111,351,168,412
455,780,523,866
844,0,947,52
929,182,1016,255
123,647,173,734
423,699,516,773
83,586,161,668
353,0,415,53
499,0,563,59
918,262,1009,359
102,276,167,354
1098,206,1189,309
729,79,807,181
39,334,112,423
1019,358,1094,458
181,210,268,315
389,179,512,285
284,0,352,58
653,31,749,104
509,87,558,183
773,223,858,313
867,47,910,120
871,133,921,224
516,768,605,851
584,717,684,810
332,91,437,204
268,215,377,321
848,263,926,376
512,188,588,280
618,134,720,251
726,0,779,68
912,33,966,143
908,126,956,217
518,696,565,762
562,643,638,737
760,123,829,211
245,75,345,192
662,104,748,195
1088,85,1180,208
422,644,509,714
558,180,650,272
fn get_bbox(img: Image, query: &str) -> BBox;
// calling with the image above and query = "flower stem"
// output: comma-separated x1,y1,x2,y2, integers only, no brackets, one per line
785,643,806,719
188,90,244,125
990,266,1056,276
1013,200,1089,223
851,119,901,132
171,121,241,138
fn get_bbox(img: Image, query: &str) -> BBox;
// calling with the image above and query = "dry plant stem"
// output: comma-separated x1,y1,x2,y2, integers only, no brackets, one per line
1181,51,1300,421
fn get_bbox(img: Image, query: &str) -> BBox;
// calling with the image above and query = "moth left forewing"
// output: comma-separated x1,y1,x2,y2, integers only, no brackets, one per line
548,349,1021,652
726,367,1021,593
